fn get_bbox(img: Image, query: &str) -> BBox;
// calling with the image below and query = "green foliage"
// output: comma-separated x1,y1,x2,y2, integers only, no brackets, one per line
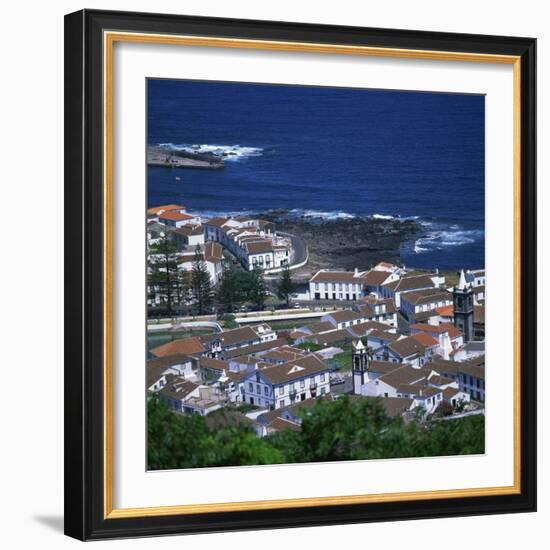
295,342,323,352
190,245,214,315
247,267,268,310
216,268,243,313
267,397,485,463
276,264,298,306
147,396,281,470
216,267,267,312
148,395,485,470
148,235,186,314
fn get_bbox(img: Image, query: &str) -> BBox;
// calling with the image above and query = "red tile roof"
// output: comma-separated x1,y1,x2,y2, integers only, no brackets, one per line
160,211,195,221
147,204,185,215
411,332,439,347
435,305,453,316
151,337,205,358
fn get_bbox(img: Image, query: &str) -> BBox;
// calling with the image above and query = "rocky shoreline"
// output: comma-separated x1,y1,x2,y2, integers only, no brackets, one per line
147,145,224,169
259,210,423,273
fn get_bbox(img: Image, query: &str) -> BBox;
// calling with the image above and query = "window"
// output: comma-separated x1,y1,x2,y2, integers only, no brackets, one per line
320,373,325,382
300,380,305,388
278,386,284,395
264,387,269,396
321,387,326,395
279,400,285,408
248,382,253,392
256,384,261,394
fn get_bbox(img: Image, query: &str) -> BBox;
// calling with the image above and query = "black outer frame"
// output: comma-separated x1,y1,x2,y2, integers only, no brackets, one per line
64,9,537,541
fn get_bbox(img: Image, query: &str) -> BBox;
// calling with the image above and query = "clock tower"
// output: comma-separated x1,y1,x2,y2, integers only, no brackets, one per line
453,269,474,342
352,339,370,395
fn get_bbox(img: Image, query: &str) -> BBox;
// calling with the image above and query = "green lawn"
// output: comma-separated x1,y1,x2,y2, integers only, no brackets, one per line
331,342,354,371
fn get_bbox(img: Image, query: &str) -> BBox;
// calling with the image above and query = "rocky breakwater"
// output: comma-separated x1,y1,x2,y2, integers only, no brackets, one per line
260,210,422,272
147,145,224,169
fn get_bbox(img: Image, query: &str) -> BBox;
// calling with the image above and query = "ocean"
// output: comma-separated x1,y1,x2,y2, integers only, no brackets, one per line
147,79,485,271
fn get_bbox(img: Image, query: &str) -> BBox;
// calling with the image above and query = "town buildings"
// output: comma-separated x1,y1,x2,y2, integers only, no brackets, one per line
203,216,293,272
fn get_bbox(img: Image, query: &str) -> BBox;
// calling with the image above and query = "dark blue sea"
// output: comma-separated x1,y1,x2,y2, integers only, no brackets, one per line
147,79,485,271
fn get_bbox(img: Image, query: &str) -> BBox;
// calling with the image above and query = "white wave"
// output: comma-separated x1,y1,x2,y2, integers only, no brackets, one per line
370,213,395,220
157,142,263,161
414,240,429,253
288,209,356,221
192,209,258,219
413,228,484,253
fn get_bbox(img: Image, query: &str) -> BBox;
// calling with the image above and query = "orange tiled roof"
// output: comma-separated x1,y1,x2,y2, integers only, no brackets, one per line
159,211,194,221
151,337,205,358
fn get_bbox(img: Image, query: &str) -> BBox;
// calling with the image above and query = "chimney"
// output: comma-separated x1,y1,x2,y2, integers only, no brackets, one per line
354,267,359,276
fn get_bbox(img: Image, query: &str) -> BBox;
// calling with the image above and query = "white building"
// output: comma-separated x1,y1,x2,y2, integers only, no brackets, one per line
409,322,464,360
176,241,224,285
203,216,291,272
241,354,330,409
309,269,367,301
159,210,201,228
371,334,438,368
380,273,445,308
399,289,453,322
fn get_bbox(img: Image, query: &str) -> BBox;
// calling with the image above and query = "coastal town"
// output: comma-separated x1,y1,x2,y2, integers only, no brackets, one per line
147,202,486,439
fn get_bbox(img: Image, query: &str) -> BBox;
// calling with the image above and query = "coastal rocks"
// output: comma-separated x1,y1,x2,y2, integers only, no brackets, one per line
147,145,224,169
260,211,422,271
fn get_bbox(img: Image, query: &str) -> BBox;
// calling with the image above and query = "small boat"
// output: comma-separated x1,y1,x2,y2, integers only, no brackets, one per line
175,176,181,181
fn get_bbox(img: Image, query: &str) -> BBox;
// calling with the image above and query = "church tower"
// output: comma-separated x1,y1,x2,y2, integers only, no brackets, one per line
453,269,474,342
352,339,369,395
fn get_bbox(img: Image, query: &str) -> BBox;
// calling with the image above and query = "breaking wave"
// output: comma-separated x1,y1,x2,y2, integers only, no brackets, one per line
157,143,263,161
413,228,484,254
287,209,356,221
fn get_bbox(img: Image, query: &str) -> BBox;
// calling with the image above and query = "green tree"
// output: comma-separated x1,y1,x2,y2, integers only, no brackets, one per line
147,393,485,470
276,264,298,307
147,395,216,470
217,268,243,313
190,245,214,315
148,235,184,315
247,267,268,310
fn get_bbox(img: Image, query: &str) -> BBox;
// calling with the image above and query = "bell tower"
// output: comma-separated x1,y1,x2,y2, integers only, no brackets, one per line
453,269,474,342
352,339,369,395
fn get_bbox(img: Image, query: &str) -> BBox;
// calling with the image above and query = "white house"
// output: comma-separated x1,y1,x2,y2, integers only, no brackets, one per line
358,364,429,398
172,224,205,247
241,354,330,409
309,269,366,301
465,269,485,287
147,204,187,222
158,378,224,416
399,289,453,322
199,324,277,357
321,308,370,329
380,273,445,308
409,322,464,359
203,216,291,272
159,210,201,228
176,241,224,285
457,362,485,402
372,334,438,368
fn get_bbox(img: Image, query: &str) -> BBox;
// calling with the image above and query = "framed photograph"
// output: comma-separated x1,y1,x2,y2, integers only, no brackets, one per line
64,9,536,540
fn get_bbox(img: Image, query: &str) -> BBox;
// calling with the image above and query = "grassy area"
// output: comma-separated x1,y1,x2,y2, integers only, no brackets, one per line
331,342,354,371
295,342,323,352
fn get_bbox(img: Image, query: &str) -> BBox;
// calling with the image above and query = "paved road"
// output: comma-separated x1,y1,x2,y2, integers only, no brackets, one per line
279,231,308,268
